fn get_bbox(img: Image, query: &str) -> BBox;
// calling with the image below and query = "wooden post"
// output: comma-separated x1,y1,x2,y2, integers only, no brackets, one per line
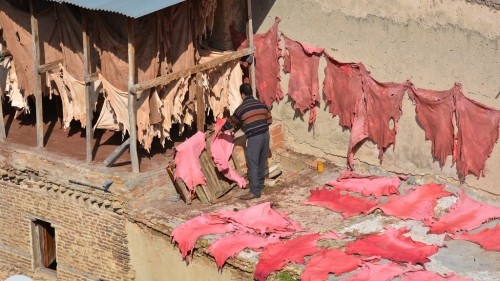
103,139,130,167
82,10,93,162
0,92,5,140
127,18,139,173
30,0,44,148
195,72,205,131
246,0,256,96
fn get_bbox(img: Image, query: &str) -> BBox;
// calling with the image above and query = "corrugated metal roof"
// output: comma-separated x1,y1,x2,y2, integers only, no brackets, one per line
47,0,185,18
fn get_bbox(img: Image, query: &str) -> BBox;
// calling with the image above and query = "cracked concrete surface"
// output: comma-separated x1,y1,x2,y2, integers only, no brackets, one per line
129,149,499,280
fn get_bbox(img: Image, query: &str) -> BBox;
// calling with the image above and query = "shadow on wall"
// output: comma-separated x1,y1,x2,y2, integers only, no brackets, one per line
251,0,276,31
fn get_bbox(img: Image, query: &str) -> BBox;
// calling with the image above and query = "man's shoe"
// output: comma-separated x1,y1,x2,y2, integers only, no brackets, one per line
238,193,259,200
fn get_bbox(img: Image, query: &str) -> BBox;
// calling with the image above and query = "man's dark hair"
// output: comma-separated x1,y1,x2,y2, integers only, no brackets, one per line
240,83,253,97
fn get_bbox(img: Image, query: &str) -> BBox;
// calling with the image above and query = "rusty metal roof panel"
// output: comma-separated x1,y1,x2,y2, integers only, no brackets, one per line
48,0,185,18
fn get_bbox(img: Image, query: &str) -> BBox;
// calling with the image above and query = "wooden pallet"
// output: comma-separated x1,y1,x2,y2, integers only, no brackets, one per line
167,149,237,204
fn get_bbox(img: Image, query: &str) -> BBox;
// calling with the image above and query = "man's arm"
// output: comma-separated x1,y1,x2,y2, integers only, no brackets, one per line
222,113,241,132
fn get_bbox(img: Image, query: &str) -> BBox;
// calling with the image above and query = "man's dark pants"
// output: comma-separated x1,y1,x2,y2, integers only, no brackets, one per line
245,131,270,197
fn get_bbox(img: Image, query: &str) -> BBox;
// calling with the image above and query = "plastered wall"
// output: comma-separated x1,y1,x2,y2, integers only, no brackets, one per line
253,0,500,196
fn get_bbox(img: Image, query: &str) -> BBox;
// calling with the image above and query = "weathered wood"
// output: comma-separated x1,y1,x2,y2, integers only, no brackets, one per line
37,59,63,74
84,72,99,83
30,0,44,148
199,150,220,203
195,184,209,203
0,93,5,139
131,47,254,93
82,11,93,163
103,138,130,167
195,72,205,131
166,165,192,205
246,0,256,96
0,48,6,138
127,18,139,173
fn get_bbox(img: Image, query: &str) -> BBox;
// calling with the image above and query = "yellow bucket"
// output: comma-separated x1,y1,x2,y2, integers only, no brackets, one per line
317,161,324,173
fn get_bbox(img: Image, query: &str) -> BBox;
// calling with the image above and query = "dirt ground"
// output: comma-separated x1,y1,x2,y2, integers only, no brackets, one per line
130,149,500,281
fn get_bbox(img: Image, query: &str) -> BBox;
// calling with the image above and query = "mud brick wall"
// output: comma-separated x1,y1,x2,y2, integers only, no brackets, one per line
0,167,132,281
466,0,500,9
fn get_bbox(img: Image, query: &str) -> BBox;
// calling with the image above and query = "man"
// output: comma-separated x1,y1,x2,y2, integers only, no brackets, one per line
222,83,272,200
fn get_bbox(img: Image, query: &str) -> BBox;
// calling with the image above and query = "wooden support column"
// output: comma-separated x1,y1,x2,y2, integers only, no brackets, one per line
29,0,44,148
0,92,5,140
196,72,205,131
246,0,256,96
127,18,139,173
82,11,93,162
0,49,12,139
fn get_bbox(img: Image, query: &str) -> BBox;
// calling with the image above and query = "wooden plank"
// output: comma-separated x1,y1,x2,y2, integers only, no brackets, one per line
82,11,93,163
37,59,63,74
166,165,192,204
246,0,256,96
103,138,130,168
127,18,139,173
195,72,205,131
195,184,209,203
0,87,5,139
199,150,221,203
131,47,254,93
30,0,44,148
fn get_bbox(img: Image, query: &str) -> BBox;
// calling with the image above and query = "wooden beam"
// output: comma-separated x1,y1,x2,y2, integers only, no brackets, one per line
0,51,9,139
131,47,254,93
0,93,5,140
29,0,44,148
246,0,256,96
128,18,139,173
82,11,93,163
37,59,63,74
195,72,205,131
103,139,130,167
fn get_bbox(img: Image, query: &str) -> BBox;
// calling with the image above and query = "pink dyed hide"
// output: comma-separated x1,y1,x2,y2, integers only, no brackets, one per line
231,17,283,108
448,225,500,251
171,214,235,258
305,187,378,218
408,84,457,167
217,202,302,235
254,233,325,281
401,271,474,281
174,131,206,192
323,52,363,129
341,262,416,281
208,233,280,268
347,65,408,167
372,183,452,221
360,65,409,162
426,190,500,234
301,248,362,281
210,118,246,188
454,90,500,179
345,227,439,264
328,176,401,198
283,34,324,125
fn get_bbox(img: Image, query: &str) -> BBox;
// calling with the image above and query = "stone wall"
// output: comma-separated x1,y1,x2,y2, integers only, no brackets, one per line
252,0,500,196
0,166,131,281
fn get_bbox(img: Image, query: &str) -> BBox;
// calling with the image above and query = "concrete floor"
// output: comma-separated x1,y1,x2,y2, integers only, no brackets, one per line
131,150,500,281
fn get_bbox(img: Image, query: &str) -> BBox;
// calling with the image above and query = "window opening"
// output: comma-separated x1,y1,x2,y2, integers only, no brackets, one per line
34,220,57,271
